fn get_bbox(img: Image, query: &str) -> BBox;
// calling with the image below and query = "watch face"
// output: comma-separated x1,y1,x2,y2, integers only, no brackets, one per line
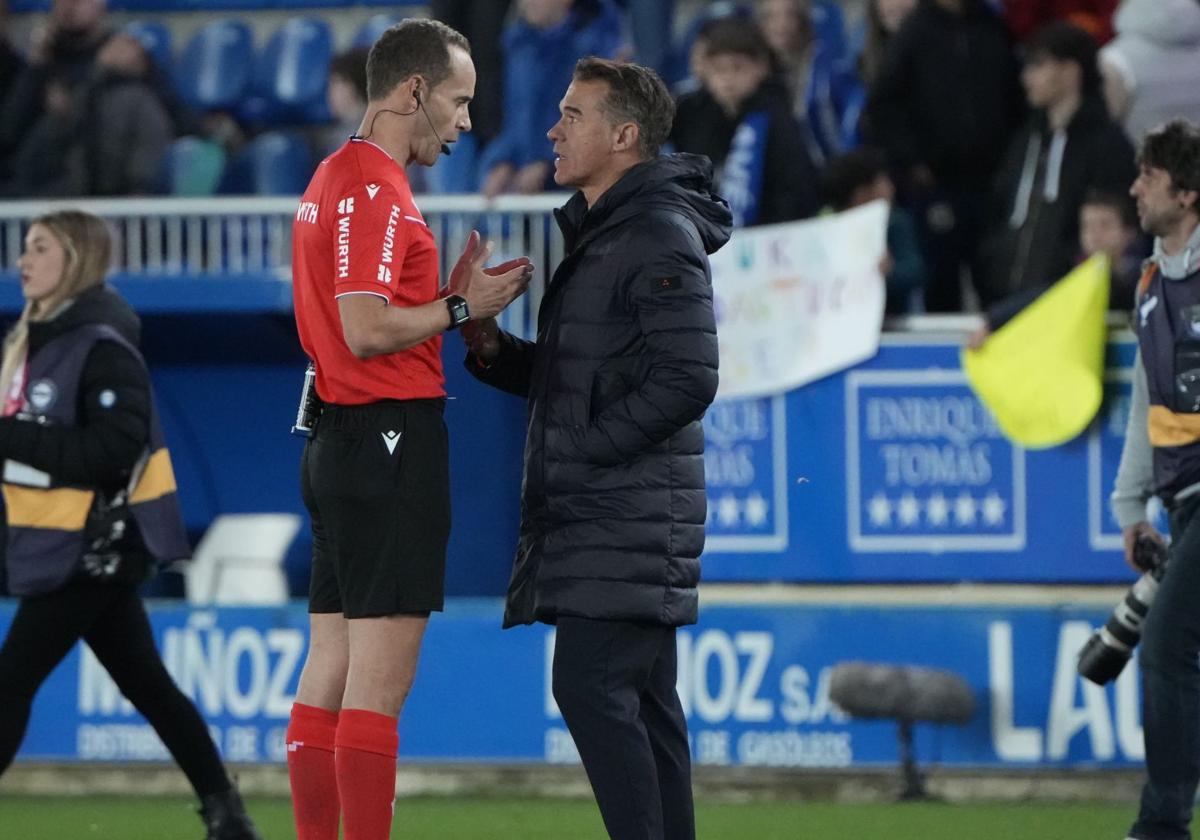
447,295,469,328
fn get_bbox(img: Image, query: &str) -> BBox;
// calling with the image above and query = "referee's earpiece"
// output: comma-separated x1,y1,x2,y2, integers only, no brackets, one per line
413,82,452,157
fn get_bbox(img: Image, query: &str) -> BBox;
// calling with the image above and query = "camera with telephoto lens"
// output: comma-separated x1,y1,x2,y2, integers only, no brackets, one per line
1077,535,1169,685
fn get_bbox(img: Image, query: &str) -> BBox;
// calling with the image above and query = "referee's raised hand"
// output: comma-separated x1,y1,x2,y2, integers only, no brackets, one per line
449,229,534,320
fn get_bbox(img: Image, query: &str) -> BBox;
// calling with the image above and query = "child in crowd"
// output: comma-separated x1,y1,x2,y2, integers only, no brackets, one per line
968,188,1143,347
1078,189,1143,312
323,46,369,156
670,16,818,227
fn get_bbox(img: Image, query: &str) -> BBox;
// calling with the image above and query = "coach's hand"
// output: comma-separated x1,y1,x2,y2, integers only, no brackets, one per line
462,316,501,364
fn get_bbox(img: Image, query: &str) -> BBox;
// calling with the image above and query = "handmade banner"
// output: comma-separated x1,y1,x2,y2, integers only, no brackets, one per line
711,201,889,401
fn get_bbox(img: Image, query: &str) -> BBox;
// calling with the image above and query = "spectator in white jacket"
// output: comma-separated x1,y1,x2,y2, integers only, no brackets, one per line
1100,0,1200,144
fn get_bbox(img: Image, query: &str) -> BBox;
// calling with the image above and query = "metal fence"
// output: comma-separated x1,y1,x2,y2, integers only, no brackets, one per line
0,194,567,338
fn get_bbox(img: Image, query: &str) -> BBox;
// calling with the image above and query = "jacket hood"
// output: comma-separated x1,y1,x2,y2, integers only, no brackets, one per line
32,283,141,346
1114,0,1200,47
563,153,733,256
1155,222,1200,281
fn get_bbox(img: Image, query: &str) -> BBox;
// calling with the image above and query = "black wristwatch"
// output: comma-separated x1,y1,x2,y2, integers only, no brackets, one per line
444,294,470,330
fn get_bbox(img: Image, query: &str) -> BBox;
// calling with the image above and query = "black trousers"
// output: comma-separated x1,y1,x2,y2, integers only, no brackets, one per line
0,579,230,796
1132,496,1200,840
552,616,695,840
910,185,987,313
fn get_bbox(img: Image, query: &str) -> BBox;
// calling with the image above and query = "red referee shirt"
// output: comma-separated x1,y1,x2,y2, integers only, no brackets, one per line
292,138,444,405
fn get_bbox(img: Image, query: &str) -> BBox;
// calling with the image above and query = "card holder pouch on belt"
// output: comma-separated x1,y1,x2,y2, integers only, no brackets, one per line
291,362,324,437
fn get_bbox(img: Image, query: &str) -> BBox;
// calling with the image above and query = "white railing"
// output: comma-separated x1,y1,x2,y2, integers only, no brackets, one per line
0,194,568,338
1,196,1126,337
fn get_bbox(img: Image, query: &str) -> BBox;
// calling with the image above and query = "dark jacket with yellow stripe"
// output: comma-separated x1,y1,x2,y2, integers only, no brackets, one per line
1136,260,1200,499
0,284,189,596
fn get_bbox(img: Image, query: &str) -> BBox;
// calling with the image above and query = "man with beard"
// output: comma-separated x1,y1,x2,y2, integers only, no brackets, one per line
1112,118,1200,840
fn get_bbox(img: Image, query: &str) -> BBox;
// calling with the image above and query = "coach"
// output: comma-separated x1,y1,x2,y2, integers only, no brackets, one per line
464,57,732,840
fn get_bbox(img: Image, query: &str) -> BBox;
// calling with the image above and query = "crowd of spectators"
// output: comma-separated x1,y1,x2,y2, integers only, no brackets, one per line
2,0,1199,316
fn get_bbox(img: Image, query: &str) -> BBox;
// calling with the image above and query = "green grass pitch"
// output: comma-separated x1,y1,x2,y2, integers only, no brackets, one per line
0,795,1134,839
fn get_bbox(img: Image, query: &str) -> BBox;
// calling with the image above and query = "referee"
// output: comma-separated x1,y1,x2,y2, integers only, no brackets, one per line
285,20,532,840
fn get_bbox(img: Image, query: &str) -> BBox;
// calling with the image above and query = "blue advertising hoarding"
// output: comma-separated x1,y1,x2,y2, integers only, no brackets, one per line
0,300,1145,591
7,597,1146,769
699,335,1142,583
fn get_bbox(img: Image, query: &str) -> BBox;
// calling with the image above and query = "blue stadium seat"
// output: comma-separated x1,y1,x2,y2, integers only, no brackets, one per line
354,13,401,48
176,19,254,111
240,17,332,126
160,136,227,196
123,20,173,70
226,131,314,195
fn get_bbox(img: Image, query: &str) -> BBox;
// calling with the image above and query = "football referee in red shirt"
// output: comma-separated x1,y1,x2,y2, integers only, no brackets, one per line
285,19,532,840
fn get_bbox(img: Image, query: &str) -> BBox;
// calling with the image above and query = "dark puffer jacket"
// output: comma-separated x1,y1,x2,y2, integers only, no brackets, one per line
468,153,732,628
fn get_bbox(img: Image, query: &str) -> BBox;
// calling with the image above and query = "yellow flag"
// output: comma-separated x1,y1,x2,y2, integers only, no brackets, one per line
962,254,1110,449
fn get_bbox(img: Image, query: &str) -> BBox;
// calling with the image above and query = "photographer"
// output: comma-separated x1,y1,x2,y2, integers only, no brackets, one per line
1111,119,1200,840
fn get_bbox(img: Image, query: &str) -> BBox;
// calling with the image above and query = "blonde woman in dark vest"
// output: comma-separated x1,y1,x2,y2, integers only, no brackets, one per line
0,211,261,840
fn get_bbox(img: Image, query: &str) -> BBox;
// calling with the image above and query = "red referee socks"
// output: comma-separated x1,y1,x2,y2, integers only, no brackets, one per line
335,708,400,840
286,703,341,840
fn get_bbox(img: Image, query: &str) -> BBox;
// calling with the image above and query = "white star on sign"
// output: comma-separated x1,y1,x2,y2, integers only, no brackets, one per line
868,492,892,526
897,493,921,527
982,491,1007,526
716,494,741,527
926,492,949,527
743,492,769,527
954,492,977,526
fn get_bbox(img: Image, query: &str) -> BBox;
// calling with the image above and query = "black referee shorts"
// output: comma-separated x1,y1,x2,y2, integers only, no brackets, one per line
300,398,450,618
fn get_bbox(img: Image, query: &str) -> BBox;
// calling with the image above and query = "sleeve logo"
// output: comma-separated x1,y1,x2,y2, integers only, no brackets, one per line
337,216,351,279
295,202,319,224
381,205,401,265
337,197,355,214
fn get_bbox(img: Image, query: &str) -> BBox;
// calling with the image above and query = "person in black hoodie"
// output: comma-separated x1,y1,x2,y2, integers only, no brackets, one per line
0,211,261,840
867,0,1023,311
670,15,818,226
464,58,732,840
977,21,1137,309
